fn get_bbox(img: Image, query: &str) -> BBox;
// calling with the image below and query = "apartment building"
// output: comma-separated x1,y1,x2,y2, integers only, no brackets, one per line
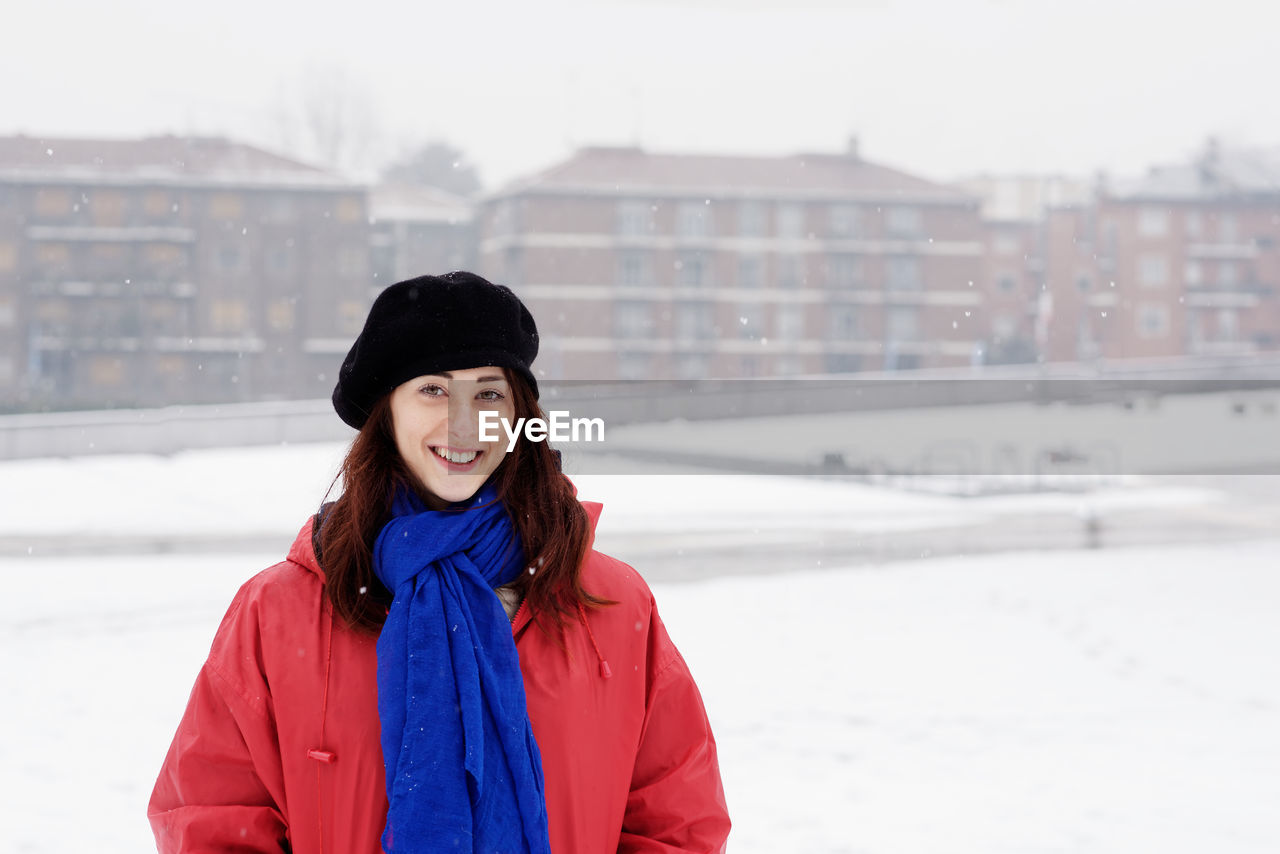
0,135,370,409
1041,144,1280,362
475,143,987,380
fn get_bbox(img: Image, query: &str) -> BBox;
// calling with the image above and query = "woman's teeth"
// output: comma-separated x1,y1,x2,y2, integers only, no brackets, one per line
434,447,479,464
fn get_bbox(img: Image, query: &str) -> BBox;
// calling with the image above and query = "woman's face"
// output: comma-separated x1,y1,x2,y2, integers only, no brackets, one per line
388,367,516,510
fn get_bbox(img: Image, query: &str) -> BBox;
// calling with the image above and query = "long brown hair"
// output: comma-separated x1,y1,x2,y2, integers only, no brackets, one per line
318,370,606,635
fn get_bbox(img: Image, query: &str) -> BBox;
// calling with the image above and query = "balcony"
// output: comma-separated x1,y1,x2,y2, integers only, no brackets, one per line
25,225,196,243
1186,242,1258,261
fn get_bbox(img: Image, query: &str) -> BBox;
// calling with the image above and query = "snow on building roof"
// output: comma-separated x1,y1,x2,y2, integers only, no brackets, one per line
369,183,474,224
494,145,977,205
1110,144,1280,201
0,134,357,190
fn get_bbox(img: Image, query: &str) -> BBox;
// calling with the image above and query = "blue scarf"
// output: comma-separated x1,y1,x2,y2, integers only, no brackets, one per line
372,481,552,854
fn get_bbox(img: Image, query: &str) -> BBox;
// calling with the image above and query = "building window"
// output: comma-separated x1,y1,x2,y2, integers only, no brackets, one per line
209,299,248,333
824,353,862,373
267,246,296,276
262,195,296,224
0,296,15,328
90,243,130,278
491,200,516,236
993,234,1020,255
266,297,295,330
334,196,364,223
1185,261,1203,286
828,204,861,238
1075,275,1090,293
34,243,72,276
1217,308,1240,341
1217,213,1238,243
267,298,296,331
617,350,652,380
1138,254,1168,287
827,304,859,339
1218,262,1238,288
886,256,922,291
675,352,710,379
674,301,716,340
776,304,805,340
217,247,248,273
89,190,129,227
338,301,366,335
1137,303,1170,339
146,243,188,279
617,200,653,236
676,201,712,238
208,193,244,220
776,355,804,375
34,188,73,218
826,254,862,289
776,203,805,239
737,302,765,339
993,314,1017,340
338,246,367,277
89,356,126,387
1185,211,1202,238
617,251,652,287
0,242,15,272
143,190,174,219
886,206,922,237
503,247,522,287
614,301,653,339
738,202,767,237
738,255,764,288
1139,206,1169,237
886,306,919,341
674,252,711,288
776,254,803,288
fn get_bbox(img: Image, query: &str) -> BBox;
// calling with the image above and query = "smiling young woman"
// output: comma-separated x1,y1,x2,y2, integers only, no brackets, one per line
148,271,731,854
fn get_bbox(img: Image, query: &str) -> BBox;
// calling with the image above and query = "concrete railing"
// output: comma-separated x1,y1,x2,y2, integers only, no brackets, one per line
0,399,353,459
5,353,1280,461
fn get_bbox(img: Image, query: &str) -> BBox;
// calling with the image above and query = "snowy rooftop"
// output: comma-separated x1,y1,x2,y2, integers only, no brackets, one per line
496,145,979,205
1110,144,1280,200
0,134,357,190
370,182,475,224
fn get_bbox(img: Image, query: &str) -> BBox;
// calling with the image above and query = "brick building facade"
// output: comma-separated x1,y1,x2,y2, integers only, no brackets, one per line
475,144,988,380
0,135,371,409
1039,145,1280,362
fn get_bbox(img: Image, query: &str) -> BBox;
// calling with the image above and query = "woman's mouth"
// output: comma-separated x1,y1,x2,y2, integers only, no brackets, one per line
431,445,482,472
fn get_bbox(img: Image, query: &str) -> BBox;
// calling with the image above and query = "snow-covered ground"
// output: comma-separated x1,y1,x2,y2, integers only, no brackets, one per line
0,441,1223,542
1,443,1277,852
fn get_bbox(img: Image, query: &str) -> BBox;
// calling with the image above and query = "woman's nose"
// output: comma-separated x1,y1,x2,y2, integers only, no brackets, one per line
448,397,479,442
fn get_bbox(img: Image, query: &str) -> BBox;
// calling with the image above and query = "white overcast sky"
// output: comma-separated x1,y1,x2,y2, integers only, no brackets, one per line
2,0,1272,188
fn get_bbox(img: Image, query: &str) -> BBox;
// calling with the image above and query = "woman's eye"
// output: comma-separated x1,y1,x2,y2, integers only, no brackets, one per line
477,389,505,402
419,384,446,397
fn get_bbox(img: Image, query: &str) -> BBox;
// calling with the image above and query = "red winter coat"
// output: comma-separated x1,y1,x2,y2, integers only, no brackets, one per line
148,500,730,853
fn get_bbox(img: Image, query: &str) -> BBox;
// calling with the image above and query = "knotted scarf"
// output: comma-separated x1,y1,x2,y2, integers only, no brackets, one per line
372,481,552,854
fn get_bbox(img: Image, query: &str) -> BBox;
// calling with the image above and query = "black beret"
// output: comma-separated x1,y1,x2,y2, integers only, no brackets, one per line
332,271,539,429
